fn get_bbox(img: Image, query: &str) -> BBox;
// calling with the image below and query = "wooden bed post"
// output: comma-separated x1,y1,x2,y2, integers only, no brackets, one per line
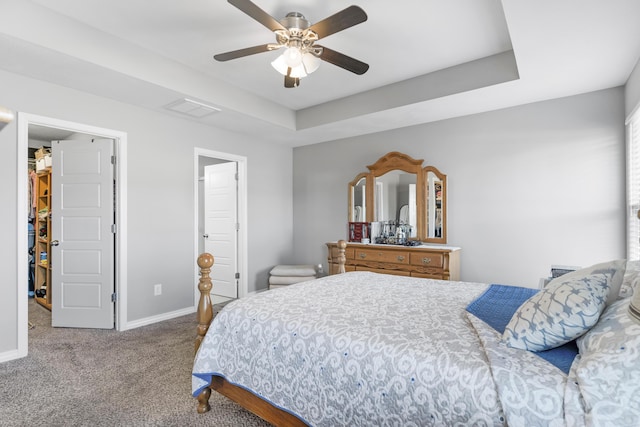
337,239,347,274
195,252,214,414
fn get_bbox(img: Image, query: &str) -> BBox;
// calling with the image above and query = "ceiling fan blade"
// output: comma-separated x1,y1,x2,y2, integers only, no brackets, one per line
227,0,286,32
308,6,367,40
214,44,272,61
316,45,369,75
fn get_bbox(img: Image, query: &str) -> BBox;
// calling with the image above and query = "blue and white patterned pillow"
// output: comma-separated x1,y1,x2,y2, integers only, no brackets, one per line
503,272,612,352
555,260,626,306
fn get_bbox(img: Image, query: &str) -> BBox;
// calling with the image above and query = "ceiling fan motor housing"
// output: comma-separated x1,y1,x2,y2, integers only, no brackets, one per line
275,12,318,52
280,12,310,31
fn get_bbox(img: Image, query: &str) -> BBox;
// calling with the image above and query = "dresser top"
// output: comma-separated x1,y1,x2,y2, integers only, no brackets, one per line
328,241,461,251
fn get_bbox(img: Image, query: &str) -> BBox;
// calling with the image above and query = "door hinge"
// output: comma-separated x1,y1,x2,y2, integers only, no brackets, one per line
111,224,117,234
111,155,116,165
111,293,117,302
235,272,240,279
236,223,240,231
235,172,239,181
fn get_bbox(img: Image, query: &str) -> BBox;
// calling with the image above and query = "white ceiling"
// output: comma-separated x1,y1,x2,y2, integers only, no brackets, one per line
1,0,639,146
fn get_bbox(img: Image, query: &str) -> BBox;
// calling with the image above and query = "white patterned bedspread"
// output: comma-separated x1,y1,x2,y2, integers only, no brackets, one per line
192,271,568,426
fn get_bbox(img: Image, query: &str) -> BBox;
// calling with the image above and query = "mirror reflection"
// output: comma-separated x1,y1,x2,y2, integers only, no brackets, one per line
374,170,417,238
351,177,366,222
425,170,443,239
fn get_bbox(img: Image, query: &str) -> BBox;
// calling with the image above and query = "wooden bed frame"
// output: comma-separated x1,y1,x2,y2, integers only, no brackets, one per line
194,240,347,426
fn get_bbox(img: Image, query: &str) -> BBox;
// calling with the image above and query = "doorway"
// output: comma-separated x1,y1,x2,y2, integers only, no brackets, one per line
16,113,128,357
194,148,248,305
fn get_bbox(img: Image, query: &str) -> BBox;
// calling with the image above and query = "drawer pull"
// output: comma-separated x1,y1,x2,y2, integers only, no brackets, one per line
397,256,405,262
359,253,367,259
422,258,432,265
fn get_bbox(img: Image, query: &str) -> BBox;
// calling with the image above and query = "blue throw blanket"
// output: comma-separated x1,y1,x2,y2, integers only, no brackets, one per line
466,284,578,374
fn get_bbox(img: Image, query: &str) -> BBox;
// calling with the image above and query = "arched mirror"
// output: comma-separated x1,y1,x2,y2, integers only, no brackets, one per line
368,152,424,242
347,152,447,244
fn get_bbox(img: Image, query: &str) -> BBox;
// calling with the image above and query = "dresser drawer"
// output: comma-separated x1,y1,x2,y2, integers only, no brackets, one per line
354,248,410,265
327,242,460,281
409,252,444,268
331,246,354,259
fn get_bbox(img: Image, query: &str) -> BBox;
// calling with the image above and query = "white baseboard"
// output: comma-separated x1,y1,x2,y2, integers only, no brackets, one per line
122,306,196,331
123,289,269,331
0,348,25,364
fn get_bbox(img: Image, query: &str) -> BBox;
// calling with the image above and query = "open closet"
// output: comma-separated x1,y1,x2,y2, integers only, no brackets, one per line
27,125,82,313
29,146,53,309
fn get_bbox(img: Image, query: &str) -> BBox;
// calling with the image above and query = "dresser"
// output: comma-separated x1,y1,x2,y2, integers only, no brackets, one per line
326,242,461,281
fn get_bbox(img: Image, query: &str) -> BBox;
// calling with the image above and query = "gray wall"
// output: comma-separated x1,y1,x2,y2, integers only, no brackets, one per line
626,58,640,118
293,88,627,288
0,115,19,357
0,69,293,355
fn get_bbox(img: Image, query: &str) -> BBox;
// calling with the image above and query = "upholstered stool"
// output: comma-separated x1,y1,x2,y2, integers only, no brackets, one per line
269,264,317,289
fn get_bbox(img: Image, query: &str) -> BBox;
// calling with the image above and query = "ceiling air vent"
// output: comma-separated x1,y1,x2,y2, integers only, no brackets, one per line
164,98,221,118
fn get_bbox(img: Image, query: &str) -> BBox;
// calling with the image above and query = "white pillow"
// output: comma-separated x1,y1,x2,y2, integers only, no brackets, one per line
269,264,317,277
572,298,640,424
502,262,621,352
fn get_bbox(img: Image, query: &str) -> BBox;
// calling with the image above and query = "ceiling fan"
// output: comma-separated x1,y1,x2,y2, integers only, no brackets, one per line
214,0,369,88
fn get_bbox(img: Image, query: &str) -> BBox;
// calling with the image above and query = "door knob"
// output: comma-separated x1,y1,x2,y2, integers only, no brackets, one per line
51,240,60,246
203,234,209,239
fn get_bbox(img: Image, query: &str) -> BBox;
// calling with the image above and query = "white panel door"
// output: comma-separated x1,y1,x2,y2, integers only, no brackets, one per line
204,162,238,299
51,139,114,329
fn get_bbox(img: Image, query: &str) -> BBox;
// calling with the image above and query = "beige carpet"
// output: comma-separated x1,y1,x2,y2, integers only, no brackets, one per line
0,299,271,427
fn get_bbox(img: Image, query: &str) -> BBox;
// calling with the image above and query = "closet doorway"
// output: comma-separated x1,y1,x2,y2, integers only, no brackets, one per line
194,148,248,305
17,114,128,357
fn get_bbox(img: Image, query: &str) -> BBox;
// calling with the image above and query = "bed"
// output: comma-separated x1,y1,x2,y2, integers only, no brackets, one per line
192,242,640,426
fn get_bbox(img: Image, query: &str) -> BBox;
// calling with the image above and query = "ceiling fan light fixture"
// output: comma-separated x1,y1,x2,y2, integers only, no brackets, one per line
272,47,319,78
271,54,289,75
271,47,303,75
289,63,307,79
283,46,303,68
302,52,321,74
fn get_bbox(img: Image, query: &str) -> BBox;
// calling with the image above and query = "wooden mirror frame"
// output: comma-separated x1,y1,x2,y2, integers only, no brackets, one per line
423,165,447,244
348,151,447,243
348,172,372,223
